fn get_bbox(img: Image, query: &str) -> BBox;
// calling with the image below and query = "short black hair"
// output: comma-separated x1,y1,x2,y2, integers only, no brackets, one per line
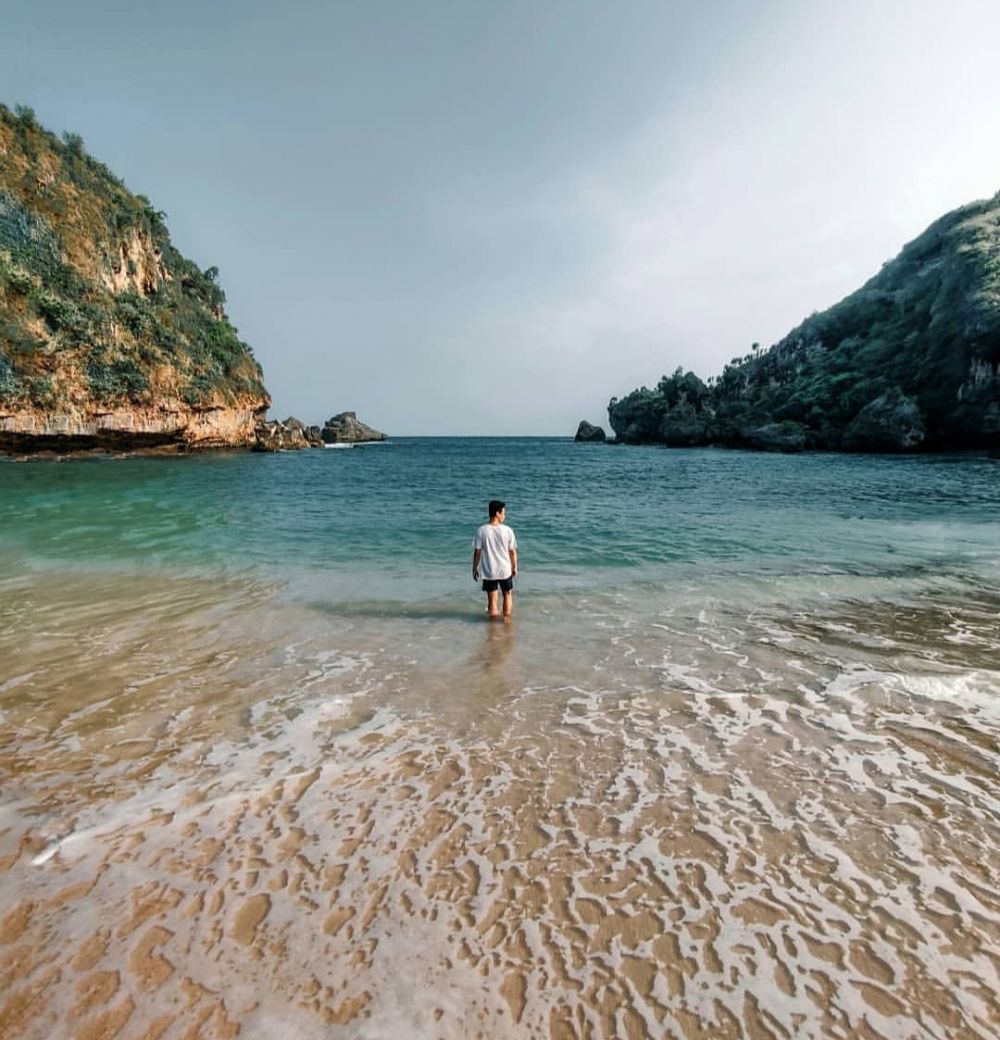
488,499,505,518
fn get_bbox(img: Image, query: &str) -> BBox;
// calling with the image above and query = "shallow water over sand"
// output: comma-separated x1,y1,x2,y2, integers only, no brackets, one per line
2,568,998,1039
1,444,999,1038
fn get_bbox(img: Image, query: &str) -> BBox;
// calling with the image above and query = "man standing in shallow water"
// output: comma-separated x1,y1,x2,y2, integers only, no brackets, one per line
472,500,518,619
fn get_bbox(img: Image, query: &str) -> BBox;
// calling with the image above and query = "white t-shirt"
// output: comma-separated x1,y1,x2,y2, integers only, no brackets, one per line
473,523,517,580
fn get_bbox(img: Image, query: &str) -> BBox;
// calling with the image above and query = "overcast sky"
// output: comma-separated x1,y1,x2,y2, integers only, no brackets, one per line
3,0,999,434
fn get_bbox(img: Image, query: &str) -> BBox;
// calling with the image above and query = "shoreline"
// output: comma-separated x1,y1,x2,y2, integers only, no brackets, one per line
1,563,997,1038
0,437,394,461
4,432,998,460
1,443,997,1037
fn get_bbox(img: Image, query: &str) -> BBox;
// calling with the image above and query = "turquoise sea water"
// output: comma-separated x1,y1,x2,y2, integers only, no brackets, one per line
1,439,998,1039
2,437,998,592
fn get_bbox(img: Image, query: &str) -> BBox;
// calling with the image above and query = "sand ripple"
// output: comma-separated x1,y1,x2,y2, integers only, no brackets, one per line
1,573,998,1039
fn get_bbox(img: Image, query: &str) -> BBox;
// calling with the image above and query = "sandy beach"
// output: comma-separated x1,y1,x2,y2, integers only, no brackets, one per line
2,553,998,1039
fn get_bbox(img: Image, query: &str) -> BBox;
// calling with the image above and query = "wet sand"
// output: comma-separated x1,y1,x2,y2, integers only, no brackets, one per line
1,568,998,1039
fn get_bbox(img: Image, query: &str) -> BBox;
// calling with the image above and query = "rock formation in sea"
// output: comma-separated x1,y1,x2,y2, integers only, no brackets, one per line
321,412,387,444
608,191,1000,452
254,413,387,451
0,104,270,453
574,420,606,442
254,417,310,452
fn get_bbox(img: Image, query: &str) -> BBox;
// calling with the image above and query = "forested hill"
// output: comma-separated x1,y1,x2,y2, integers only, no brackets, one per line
0,104,269,451
608,192,1000,452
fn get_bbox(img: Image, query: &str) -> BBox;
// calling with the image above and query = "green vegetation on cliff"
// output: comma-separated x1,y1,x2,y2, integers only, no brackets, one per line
0,104,267,414
609,193,1000,451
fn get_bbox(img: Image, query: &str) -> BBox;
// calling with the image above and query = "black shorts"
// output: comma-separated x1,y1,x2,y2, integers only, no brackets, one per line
482,576,514,592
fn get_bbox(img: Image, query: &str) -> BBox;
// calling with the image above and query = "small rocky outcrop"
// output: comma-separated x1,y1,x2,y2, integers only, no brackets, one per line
574,420,606,442
254,412,386,451
842,389,926,452
321,412,387,444
280,416,326,446
254,417,310,452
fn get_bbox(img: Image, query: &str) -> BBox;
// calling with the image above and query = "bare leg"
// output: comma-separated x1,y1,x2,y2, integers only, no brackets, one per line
502,589,513,618
486,589,500,617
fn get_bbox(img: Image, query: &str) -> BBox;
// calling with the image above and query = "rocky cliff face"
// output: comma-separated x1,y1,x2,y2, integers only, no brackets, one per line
609,191,1000,452
1,402,264,453
0,105,269,453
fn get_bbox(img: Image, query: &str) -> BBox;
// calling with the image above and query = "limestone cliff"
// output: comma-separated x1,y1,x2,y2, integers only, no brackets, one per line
0,104,269,453
609,191,1000,452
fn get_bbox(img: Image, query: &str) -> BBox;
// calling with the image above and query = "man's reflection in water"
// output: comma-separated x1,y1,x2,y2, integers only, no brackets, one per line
467,616,517,705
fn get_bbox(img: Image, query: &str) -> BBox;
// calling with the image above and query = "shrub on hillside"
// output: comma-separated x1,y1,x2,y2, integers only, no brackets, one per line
86,352,149,401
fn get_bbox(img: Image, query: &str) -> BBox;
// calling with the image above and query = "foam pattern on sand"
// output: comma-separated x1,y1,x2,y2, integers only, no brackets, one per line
1,573,998,1039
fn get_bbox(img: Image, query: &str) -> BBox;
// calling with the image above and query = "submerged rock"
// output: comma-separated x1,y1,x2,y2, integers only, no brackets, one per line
574,420,606,442
321,412,387,444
